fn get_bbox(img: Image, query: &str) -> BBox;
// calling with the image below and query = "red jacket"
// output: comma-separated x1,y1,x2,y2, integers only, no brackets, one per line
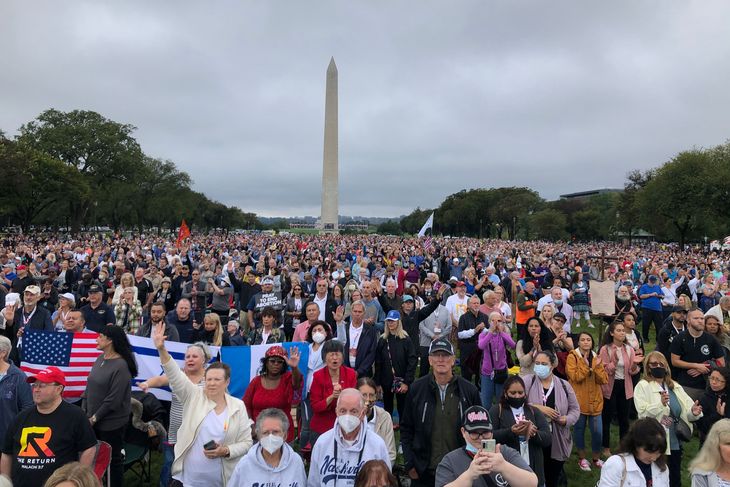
309,365,358,434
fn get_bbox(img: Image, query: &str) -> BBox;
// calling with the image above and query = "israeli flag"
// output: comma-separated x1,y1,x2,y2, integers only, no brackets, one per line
129,335,220,401
221,342,309,399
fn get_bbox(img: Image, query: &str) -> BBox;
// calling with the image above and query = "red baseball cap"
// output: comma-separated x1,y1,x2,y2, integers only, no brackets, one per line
16,265,27,271
27,367,66,386
265,345,287,361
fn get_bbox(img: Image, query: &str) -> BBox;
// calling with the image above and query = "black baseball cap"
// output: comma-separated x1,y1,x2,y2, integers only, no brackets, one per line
429,337,454,356
463,405,493,432
88,285,102,293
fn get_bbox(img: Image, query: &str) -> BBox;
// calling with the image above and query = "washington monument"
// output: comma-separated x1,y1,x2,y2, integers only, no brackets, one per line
318,57,338,232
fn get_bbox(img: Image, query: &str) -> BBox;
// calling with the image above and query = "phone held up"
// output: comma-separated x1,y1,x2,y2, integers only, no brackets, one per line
481,439,496,453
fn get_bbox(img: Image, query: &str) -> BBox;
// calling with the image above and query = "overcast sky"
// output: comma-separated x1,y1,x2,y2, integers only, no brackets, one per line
2,1,730,218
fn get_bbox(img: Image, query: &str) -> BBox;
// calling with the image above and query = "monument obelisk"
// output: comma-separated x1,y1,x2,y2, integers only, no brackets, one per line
319,57,339,232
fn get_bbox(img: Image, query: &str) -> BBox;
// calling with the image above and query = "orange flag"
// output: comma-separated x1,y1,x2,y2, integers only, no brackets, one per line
176,220,190,248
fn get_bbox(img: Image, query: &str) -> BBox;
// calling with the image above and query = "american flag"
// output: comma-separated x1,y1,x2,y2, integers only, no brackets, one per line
20,330,102,399
424,236,433,251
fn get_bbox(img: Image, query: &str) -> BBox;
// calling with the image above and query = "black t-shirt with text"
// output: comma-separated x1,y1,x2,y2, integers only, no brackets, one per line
3,401,97,487
670,331,724,390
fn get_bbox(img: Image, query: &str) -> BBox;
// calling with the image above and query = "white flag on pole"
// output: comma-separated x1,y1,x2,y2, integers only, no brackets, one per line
417,212,434,237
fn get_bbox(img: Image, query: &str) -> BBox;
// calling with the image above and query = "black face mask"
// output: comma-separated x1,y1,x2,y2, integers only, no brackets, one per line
506,396,525,409
650,367,666,379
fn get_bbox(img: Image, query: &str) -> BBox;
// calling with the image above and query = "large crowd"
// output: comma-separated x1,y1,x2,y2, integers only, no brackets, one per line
0,232,730,487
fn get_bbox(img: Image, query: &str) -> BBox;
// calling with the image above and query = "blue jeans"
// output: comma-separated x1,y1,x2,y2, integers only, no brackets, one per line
160,442,174,487
573,414,602,454
481,374,504,408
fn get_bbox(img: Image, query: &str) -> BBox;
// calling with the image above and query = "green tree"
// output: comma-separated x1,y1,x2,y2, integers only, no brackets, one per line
377,220,402,235
636,150,714,248
0,139,88,232
529,208,568,240
19,109,144,232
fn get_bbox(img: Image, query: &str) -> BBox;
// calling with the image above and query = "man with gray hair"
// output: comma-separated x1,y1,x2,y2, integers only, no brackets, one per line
308,389,390,487
339,301,378,378
0,335,32,445
229,408,306,487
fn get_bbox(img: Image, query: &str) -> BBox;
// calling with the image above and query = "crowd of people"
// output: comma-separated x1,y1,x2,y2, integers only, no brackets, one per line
0,231,729,486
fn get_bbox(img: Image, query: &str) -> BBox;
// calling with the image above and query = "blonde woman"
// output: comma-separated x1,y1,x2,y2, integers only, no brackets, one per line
112,272,137,305
690,419,730,486
541,302,557,329
374,310,417,420
44,462,100,487
113,287,143,335
634,351,703,487
193,312,230,347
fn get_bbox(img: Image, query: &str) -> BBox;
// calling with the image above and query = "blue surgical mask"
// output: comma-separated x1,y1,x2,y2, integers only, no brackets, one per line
465,441,479,454
553,299,563,306
534,364,551,379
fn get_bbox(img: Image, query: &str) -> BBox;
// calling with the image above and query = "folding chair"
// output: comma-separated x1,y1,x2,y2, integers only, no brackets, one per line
123,441,151,484
92,441,112,487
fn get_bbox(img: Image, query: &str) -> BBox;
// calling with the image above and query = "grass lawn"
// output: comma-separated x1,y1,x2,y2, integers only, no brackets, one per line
127,316,701,486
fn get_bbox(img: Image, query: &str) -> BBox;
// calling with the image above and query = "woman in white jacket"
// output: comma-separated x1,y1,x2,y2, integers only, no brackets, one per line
228,408,306,487
633,351,703,487
153,322,253,487
598,417,669,487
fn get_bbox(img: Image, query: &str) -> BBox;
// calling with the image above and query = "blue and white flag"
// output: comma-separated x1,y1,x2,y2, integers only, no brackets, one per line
221,342,309,399
417,212,434,237
128,335,220,401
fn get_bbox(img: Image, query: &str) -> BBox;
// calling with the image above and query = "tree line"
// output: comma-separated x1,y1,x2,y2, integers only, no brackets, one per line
383,141,730,248
0,109,259,233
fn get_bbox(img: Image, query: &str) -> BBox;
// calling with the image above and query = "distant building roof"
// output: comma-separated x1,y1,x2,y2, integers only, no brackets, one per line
559,188,623,199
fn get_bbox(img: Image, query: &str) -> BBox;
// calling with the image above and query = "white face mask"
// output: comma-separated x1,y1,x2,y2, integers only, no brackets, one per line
337,414,361,434
312,332,326,344
259,433,284,454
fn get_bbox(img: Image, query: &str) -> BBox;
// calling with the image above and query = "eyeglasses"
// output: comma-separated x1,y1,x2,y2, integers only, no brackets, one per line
31,382,59,389
467,431,492,440
710,376,727,384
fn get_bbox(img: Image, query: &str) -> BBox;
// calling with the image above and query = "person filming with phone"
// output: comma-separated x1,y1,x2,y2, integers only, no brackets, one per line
436,405,537,487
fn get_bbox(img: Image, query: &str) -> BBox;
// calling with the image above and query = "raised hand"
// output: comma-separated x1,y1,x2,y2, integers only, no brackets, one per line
286,346,301,369
3,303,16,322
718,398,726,416
152,321,167,350
333,305,344,323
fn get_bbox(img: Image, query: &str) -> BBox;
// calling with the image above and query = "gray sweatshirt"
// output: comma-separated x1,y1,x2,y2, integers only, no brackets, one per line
82,356,132,431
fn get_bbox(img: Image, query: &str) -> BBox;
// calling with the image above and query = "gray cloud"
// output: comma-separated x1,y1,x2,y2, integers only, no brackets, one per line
2,1,730,218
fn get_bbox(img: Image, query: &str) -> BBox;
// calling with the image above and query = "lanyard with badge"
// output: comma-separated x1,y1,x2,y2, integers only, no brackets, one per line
511,405,531,464
332,432,367,487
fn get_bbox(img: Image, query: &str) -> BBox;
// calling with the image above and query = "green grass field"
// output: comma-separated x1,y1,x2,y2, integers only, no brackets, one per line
127,317,701,486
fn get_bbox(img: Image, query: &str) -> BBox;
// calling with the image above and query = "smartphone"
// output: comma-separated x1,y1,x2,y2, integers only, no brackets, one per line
203,440,217,451
481,439,496,453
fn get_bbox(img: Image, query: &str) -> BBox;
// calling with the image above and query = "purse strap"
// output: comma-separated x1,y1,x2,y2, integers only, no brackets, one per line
385,338,397,376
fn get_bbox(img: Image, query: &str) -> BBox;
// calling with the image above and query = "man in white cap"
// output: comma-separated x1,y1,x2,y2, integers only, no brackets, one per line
0,286,53,362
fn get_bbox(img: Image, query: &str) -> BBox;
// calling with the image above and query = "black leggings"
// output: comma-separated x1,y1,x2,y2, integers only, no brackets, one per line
95,425,125,487
602,379,630,449
642,309,663,341
419,346,431,377
381,387,407,422
668,447,682,487
542,446,565,487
